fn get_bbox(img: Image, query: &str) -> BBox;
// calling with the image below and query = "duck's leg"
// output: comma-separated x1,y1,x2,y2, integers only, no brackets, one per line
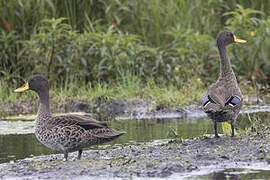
214,121,219,138
64,151,68,161
78,149,82,160
231,120,235,137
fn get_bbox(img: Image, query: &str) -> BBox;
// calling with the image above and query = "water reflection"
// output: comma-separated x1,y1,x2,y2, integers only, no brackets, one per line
191,168,270,180
0,134,54,163
0,120,34,135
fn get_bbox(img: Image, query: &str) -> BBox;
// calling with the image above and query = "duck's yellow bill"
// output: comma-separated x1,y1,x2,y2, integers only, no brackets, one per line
233,35,247,43
14,82,29,92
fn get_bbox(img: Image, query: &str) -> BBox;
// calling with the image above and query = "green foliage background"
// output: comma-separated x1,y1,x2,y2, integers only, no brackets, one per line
0,0,270,88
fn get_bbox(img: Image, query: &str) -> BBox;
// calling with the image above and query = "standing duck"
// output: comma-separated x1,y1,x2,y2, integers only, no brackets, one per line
202,30,246,137
15,75,125,160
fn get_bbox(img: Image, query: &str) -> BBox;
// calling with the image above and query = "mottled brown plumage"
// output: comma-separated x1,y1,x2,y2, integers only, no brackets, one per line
15,75,125,160
202,30,246,137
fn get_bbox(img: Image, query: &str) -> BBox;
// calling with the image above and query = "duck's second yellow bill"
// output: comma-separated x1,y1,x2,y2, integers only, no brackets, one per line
233,35,247,43
14,82,29,92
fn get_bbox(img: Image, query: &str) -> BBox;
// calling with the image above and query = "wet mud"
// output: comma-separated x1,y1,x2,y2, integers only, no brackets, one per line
0,133,269,179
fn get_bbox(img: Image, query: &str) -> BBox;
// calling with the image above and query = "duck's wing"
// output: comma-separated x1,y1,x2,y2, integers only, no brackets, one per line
202,84,242,113
202,84,225,112
51,114,108,130
224,96,242,107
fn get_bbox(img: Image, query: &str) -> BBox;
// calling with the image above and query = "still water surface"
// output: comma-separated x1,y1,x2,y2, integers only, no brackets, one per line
0,117,214,163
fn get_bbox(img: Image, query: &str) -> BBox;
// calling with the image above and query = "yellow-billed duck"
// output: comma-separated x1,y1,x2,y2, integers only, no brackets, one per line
202,30,246,137
15,75,125,160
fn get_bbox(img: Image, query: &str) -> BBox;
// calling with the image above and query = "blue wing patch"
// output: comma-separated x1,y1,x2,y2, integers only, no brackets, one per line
225,96,241,107
231,96,241,105
202,96,209,106
202,95,215,107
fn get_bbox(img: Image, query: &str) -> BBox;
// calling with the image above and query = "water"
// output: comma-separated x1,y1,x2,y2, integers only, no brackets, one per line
0,117,214,163
182,167,270,180
0,112,269,179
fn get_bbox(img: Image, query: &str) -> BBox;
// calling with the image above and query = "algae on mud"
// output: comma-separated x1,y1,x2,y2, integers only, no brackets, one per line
0,133,269,179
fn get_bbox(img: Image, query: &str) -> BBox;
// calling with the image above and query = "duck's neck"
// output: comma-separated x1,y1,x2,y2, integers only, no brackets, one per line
37,90,51,119
218,44,234,80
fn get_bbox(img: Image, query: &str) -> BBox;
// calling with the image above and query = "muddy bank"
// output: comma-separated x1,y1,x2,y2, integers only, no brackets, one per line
0,133,269,179
1,98,156,118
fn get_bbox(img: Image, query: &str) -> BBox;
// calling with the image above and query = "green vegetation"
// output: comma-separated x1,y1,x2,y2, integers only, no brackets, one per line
0,0,270,107
12,74,204,108
237,113,270,135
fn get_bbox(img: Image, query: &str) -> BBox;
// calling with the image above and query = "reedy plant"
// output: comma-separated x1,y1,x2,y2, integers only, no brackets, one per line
0,0,270,88
0,0,56,39
25,18,75,81
0,30,24,82
224,5,270,84
238,114,269,135
23,18,183,85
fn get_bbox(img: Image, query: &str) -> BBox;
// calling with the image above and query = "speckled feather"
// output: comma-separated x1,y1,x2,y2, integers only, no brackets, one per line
35,114,125,152
202,76,243,122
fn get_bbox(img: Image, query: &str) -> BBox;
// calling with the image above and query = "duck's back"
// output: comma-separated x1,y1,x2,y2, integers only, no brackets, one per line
202,78,243,122
35,114,125,152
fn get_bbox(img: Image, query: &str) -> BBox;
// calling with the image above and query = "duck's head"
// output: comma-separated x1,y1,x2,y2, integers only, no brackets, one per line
14,75,49,94
217,30,246,47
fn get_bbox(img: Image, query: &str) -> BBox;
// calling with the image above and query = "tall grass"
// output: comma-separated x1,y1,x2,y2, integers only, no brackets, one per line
0,0,270,91
48,72,205,107
1,0,269,44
